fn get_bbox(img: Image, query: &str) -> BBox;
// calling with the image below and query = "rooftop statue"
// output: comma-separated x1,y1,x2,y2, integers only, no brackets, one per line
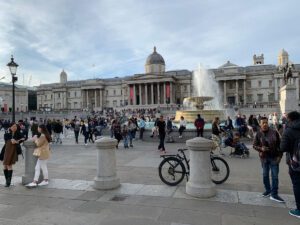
281,62,294,85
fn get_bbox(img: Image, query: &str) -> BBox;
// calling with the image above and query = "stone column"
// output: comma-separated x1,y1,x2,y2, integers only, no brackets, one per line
100,89,103,109
243,80,246,105
86,90,89,109
133,84,136,105
186,137,216,198
94,137,120,190
157,83,160,105
22,141,43,185
296,78,299,100
164,82,166,104
122,86,125,106
139,84,142,105
95,90,97,108
151,83,154,104
235,80,239,104
145,84,148,105
223,81,226,105
275,78,278,101
170,82,173,104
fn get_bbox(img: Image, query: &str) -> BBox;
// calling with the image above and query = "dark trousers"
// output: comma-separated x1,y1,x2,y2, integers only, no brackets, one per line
261,157,279,196
139,128,145,140
74,131,79,143
197,128,203,137
289,166,300,210
158,133,165,151
179,126,186,136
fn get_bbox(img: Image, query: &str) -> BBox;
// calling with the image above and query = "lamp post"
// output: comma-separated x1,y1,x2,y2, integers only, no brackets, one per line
7,55,19,123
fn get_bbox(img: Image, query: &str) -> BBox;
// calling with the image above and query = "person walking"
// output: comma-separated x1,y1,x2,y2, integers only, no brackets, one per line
157,115,166,153
128,119,136,147
0,123,25,187
26,124,51,187
139,116,146,141
122,124,129,148
253,116,284,203
178,116,187,138
194,114,205,137
73,120,81,144
280,111,300,218
81,120,89,146
112,119,122,149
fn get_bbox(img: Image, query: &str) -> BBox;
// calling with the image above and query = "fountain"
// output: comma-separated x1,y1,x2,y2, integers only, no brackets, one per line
174,66,225,122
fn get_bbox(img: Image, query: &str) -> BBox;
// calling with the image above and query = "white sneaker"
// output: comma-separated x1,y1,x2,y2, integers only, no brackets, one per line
39,180,49,186
26,182,37,187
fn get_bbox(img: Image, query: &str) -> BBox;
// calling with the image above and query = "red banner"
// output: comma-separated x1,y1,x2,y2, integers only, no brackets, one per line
130,85,134,100
166,82,170,98
4,103,7,112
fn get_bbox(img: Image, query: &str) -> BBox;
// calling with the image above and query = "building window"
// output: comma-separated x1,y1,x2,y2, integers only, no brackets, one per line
247,94,252,102
113,100,117,107
106,90,108,96
68,92,70,97
229,81,234,89
75,91,77,97
184,85,187,91
258,81,262,88
257,94,263,102
58,93,60,98
238,80,243,89
114,90,116,96
246,81,251,88
121,90,123,95
268,93,274,102
269,80,273,87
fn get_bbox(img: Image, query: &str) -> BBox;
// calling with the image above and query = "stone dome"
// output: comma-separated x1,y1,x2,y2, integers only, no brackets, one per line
279,49,288,56
145,47,165,65
60,69,67,84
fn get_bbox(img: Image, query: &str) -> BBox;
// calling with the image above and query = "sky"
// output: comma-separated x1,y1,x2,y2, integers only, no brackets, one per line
0,0,299,86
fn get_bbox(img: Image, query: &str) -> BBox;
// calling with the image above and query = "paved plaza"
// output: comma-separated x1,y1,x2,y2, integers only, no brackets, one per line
0,130,299,225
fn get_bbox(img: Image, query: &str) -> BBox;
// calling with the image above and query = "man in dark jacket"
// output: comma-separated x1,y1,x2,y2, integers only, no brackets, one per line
280,111,300,218
253,117,284,203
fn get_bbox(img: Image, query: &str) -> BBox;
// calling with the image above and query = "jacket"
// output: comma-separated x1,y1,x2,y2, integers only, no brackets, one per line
253,128,282,159
34,134,50,160
280,119,300,164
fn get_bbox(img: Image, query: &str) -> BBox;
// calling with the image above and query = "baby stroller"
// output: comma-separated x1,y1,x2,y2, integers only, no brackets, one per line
224,133,250,158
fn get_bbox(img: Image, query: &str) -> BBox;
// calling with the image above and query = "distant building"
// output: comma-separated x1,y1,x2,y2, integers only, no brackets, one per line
36,48,300,113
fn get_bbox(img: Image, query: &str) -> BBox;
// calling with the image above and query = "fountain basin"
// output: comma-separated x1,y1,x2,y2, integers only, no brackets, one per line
175,110,225,123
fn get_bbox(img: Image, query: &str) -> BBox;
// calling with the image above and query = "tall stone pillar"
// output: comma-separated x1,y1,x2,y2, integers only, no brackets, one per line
275,78,278,101
139,84,142,105
223,81,227,105
170,82,173,104
157,83,160,105
145,84,148,105
122,86,125,107
95,90,97,108
86,90,89,109
243,80,246,105
133,84,136,105
151,83,154,105
235,80,239,104
100,89,103,109
164,82,166,104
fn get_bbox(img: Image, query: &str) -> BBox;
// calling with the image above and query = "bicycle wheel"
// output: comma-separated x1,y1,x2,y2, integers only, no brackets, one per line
158,157,186,186
211,156,230,184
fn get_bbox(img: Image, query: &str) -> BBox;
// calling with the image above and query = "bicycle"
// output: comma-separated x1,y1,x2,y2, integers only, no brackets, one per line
158,148,230,186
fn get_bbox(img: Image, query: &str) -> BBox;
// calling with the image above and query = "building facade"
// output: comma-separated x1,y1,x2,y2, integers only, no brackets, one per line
36,48,300,112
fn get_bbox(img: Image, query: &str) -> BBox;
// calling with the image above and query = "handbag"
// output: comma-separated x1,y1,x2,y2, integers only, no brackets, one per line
33,148,41,157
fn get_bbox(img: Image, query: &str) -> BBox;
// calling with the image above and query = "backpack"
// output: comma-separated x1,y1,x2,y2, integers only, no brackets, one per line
290,139,300,172
195,119,204,129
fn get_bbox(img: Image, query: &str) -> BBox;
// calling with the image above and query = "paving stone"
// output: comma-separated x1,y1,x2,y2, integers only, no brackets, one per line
136,184,177,197
75,190,106,201
238,191,286,208
95,217,170,225
108,183,145,195
73,201,109,214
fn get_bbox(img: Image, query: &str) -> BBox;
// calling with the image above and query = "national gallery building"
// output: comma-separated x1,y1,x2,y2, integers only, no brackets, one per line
36,48,300,112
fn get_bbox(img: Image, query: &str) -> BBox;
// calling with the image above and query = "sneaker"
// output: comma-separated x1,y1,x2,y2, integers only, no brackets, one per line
270,195,285,203
289,209,300,218
26,182,37,187
261,191,271,197
39,180,49,186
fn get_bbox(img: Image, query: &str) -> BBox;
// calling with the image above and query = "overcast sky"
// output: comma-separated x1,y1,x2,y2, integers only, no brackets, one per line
0,0,299,86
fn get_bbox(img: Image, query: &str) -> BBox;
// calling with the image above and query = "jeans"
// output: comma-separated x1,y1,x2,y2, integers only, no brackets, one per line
129,131,134,146
197,128,203,137
179,126,186,136
123,135,128,147
261,157,279,196
74,130,79,143
289,166,300,210
139,127,145,140
158,133,165,151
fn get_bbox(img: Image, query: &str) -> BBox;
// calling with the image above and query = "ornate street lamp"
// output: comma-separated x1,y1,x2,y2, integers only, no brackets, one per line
7,55,18,122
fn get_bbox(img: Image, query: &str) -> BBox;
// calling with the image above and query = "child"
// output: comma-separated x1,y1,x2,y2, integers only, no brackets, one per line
122,124,129,148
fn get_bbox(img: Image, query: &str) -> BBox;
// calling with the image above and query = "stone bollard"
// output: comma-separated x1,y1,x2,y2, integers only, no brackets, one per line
186,137,216,198
22,140,43,185
94,137,120,190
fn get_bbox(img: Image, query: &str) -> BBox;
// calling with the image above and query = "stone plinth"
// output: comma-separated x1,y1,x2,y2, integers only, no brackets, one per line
94,137,120,190
22,140,43,185
186,137,216,198
280,84,298,114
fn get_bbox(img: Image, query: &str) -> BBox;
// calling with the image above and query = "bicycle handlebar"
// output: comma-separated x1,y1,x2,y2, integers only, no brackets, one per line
178,148,188,152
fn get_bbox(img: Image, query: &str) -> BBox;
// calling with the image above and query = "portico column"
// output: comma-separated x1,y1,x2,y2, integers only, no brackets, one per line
86,90,89,109
235,80,239,104
170,82,173,104
157,83,160,105
100,89,103,109
164,82,166,104
95,90,97,108
223,81,226,105
151,83,154,105
139,84,142,105
243,80,246,106
145,84,148,105
275,78,278,101
133,84,136,105
297,78,299,100
122,86,125,106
